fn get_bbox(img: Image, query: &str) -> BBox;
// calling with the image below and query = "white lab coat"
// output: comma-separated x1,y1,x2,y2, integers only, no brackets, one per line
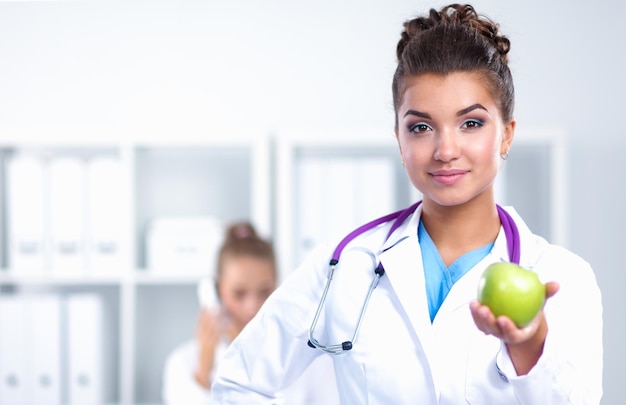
212,205,603,404
163,330,340,404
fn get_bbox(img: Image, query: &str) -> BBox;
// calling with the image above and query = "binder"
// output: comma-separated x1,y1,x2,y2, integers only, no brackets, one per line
354,157,395,225
295,156,397,265
25,294,62,405
295,157,325,265
0,296,27,404
65,293,103,405
6,155,47,272
85,156,126,271
325,158,358,243
48,157,87,273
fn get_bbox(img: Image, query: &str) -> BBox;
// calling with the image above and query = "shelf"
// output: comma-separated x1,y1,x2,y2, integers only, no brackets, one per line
0,271,126,286
0,135,271,404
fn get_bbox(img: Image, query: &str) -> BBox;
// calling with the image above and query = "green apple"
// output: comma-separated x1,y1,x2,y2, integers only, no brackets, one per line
477,261,546,327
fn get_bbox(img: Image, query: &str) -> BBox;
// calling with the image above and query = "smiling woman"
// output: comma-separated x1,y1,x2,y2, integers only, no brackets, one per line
210,4,603,404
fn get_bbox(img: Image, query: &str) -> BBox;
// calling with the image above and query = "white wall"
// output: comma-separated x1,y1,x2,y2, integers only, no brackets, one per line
1,0,623,403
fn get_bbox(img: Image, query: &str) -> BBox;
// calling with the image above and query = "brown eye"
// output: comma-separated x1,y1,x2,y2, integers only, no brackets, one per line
409,123,431,133
461,119,484,129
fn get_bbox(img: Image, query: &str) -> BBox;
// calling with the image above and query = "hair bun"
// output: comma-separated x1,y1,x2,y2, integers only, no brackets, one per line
227,222,258,241
397,4,510,63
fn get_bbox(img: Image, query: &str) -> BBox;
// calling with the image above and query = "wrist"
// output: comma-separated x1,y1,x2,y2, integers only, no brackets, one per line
506,316,548,375
194,368,211,389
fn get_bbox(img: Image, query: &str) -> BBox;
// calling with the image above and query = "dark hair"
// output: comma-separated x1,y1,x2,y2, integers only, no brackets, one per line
216,222,276,280
392,4,514,127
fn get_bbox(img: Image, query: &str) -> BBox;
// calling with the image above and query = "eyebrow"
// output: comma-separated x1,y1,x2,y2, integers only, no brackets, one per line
456,103,488,116
403,109,432,119
403,103,488,120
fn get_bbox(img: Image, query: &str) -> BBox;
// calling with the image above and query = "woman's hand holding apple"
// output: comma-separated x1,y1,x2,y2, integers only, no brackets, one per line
469,281,559,375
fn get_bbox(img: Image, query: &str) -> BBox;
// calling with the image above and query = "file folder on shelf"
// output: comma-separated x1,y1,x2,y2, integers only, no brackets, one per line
295,156,396,265
0,296,28,404
65,293,103,405
86,156,127,271
6,155,47,272
48,157,87,273
0,294,63,405
26,294,62,405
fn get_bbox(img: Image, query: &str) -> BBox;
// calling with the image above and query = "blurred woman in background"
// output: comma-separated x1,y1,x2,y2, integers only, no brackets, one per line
162,221,338,404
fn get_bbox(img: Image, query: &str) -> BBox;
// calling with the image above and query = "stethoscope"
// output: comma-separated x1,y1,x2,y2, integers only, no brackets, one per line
307,200,521,355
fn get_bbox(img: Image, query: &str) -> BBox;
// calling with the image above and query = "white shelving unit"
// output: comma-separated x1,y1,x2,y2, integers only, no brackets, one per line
0,129,272,405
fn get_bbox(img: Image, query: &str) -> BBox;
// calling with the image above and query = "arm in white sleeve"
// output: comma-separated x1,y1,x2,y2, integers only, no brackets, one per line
211,246,330,404
162,341,214,405
496,249,603,404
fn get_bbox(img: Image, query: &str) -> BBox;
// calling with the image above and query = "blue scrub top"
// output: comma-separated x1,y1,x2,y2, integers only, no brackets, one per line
418,220,494,322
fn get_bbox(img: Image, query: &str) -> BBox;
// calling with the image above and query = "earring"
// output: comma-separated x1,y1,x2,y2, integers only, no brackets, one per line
500,152,509,160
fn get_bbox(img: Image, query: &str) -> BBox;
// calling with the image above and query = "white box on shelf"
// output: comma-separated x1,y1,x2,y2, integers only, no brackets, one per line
6,155,47,272
48,157,87,273
146,217,224,275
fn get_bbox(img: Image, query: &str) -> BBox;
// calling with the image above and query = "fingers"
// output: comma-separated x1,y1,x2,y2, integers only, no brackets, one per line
470,301,503,338
470,300,544,344
196,309,221,345
470,280,558,346
545,281,560,299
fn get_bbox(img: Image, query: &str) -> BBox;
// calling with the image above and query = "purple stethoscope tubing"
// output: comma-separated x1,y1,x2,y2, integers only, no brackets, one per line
331,201,520,266
308,200,520,354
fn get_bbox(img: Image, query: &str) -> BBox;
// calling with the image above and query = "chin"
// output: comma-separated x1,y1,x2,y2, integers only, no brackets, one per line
427,192,486,208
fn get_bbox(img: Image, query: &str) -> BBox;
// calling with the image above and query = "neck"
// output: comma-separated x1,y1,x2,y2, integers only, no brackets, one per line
420,197,500,266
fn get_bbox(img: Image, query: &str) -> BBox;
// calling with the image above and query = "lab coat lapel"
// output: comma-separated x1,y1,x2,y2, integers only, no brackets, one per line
378,207,436,361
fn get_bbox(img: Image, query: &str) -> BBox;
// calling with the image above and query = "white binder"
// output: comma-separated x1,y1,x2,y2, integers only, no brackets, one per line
296,157,325,265
353,157,395,225
6,155,47,272
65,293,103,405
295,156,396,265
85,156,126,271
0,296,28,404
25,294,62,405
326,159,358,243
48,157,87,273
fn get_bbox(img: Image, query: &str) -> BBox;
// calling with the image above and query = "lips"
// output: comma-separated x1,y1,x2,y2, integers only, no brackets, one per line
430,169,468,185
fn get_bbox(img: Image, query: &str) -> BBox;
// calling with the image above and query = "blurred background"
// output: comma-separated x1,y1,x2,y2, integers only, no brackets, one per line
0,0,623,404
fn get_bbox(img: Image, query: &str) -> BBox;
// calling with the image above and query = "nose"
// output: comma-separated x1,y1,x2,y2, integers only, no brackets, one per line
433,129,460,162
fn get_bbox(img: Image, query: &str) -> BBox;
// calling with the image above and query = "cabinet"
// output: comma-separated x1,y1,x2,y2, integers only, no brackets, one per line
0,129,271,404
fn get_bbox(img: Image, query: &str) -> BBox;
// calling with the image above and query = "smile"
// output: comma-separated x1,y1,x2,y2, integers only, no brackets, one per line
430,169,468,185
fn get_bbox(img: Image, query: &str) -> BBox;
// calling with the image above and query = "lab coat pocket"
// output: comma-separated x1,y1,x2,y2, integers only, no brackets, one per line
334,357,368,405
465,336,514,405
